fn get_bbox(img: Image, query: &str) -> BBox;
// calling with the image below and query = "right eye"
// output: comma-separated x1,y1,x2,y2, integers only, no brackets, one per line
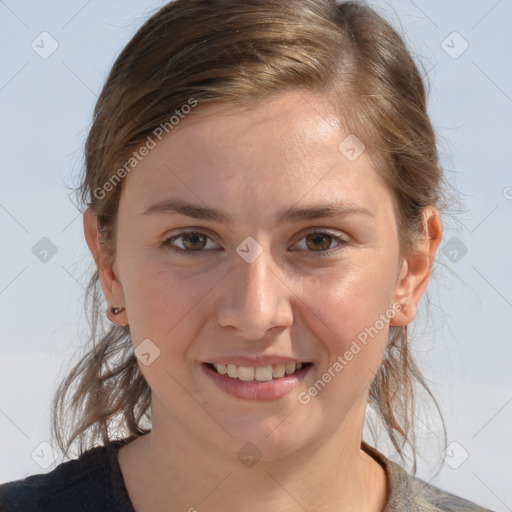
161,230,221,256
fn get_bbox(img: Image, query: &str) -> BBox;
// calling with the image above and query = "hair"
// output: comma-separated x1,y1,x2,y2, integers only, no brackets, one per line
52,0,449,475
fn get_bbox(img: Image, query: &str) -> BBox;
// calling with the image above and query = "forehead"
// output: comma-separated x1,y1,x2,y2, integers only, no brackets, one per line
118,90,389,218
201,92,343,155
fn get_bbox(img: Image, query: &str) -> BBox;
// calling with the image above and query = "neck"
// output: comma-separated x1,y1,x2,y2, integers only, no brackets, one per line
119,399,388,512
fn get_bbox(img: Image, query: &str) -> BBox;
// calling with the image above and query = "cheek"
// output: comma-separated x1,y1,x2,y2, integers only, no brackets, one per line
117,243,222,361
301,255,397,377
118,255,214,393
123,266,205,341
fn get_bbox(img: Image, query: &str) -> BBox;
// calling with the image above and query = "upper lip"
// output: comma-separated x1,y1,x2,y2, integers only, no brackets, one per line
204,356,311,367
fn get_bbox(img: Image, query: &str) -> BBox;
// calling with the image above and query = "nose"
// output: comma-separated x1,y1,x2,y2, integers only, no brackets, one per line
216,250,293,340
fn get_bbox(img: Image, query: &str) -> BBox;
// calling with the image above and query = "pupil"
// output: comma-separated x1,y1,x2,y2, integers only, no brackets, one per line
307,233,330,251
184,233,205,250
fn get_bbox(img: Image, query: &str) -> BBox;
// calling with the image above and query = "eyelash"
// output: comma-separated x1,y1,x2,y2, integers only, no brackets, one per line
161,229,350,258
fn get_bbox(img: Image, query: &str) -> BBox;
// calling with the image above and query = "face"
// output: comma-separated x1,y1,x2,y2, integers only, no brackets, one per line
91,90,428,459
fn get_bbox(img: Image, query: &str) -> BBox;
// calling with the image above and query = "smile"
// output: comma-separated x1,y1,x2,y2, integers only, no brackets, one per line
208,362,311,381
201,362,314,401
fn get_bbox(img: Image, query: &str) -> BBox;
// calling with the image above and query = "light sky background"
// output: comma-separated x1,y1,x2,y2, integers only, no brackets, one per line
0,1,511,510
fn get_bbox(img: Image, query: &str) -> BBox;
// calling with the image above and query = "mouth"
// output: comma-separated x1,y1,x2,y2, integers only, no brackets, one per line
203,361,313,382
200,361,313,401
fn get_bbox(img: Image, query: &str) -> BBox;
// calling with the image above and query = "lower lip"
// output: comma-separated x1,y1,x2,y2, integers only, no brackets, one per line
201,363,313,401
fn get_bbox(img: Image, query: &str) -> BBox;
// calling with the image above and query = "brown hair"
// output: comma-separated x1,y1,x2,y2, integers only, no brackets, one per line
53,0,448,474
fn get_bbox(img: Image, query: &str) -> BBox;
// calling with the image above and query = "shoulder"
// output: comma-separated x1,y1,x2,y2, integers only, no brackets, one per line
0,439,134,512
402,471,495,512
361,441,496,512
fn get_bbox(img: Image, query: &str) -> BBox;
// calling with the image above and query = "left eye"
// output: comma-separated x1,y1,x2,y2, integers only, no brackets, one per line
162,230,348,256
293,230,348,255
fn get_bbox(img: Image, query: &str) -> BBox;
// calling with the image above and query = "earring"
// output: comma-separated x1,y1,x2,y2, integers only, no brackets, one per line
111,306,126,315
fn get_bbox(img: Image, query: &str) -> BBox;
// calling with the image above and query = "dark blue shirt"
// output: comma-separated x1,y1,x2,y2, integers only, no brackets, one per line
0,439,135,512
0,438,495,511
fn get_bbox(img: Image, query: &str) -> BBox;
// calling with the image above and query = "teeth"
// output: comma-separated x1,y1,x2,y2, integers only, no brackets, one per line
238,366,255,381
285,362,296,375
227,364,237,378
216,363,227,375
272,364,285,378
212,362,307,381
255,366,273,381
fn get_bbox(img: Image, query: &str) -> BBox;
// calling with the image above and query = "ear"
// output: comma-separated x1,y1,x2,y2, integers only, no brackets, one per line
390,206,442,327
83,207,128,327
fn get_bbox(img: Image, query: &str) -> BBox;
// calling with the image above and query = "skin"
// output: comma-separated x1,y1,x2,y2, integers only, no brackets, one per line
84,90,442,512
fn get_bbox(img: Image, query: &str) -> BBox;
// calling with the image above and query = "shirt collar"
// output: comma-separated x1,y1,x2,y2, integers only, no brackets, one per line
361,440,422,512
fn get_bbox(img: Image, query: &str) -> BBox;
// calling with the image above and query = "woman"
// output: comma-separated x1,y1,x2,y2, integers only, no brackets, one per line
0,0,496,511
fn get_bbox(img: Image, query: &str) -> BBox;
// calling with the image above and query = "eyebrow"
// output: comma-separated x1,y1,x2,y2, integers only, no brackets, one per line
141,199,374,227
